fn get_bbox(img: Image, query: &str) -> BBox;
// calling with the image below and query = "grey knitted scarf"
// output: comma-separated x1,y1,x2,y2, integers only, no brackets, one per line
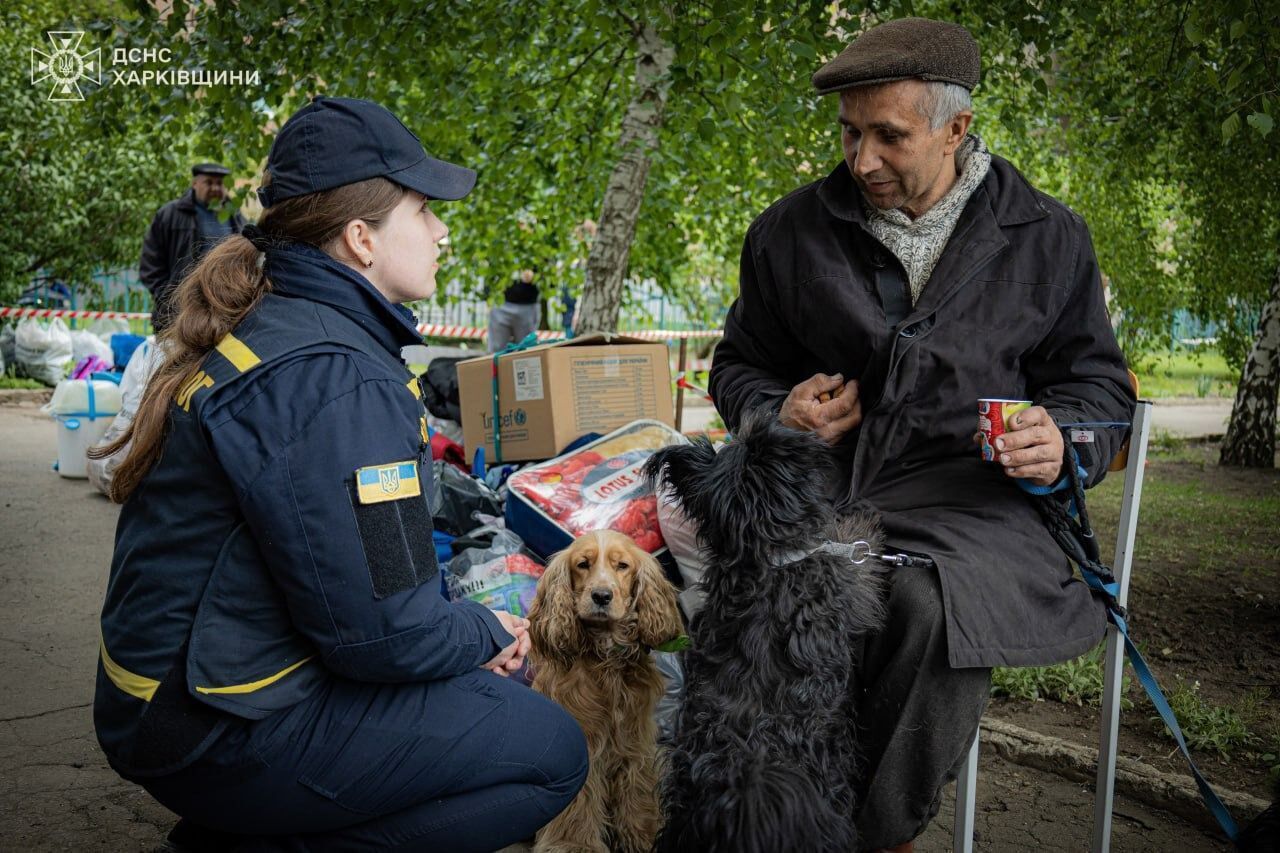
865,133,991,305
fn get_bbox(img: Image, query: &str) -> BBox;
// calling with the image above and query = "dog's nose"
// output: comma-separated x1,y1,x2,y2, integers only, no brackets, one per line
591,589,613,607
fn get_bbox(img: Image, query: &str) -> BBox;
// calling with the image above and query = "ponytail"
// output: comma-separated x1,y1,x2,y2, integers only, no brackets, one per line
92,175,406,503
89,235,270,502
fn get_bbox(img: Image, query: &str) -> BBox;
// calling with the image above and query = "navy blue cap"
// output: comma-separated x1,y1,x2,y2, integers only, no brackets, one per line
257,96,476,208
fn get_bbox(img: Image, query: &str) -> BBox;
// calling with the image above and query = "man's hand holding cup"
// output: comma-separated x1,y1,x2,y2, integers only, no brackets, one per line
976,399,1064,487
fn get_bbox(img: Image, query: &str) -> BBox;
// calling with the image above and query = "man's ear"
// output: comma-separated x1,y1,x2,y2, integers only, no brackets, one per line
945,111,973,153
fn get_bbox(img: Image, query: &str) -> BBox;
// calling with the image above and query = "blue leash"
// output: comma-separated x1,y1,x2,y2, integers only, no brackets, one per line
1043,422,1240,843
1080,572,1240,840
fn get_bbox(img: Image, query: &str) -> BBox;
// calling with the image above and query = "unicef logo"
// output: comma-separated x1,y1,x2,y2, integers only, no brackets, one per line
31,31,101,102
514,409,527,426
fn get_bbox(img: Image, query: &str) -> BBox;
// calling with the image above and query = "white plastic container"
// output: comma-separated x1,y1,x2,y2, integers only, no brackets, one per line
46,378,123,479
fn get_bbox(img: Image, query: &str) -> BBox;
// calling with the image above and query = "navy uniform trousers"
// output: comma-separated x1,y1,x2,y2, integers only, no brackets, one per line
136,670,587,851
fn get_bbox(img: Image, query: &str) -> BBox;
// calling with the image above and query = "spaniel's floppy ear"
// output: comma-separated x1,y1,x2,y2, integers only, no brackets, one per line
528,548,584,664
632,547,684,649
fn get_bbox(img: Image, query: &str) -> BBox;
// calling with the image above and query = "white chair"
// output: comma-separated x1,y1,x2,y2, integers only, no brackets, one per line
953,398,1154,853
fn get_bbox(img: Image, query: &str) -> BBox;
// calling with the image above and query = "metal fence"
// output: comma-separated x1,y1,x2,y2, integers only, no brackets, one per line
14,270,1251,345
22,270,729,334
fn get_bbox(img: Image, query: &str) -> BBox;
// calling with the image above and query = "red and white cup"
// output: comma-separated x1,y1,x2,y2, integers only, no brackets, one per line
978,399,1032,461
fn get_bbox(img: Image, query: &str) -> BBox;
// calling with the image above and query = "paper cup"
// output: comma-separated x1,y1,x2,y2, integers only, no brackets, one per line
978,399,1032,461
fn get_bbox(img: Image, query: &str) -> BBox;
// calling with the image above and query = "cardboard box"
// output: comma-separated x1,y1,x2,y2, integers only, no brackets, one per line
456,334,674,463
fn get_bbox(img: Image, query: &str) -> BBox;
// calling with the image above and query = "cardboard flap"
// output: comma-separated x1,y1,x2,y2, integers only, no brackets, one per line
458,333,651,366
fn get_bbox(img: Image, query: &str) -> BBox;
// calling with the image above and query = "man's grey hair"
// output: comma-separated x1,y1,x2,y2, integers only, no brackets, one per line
918,82,972,130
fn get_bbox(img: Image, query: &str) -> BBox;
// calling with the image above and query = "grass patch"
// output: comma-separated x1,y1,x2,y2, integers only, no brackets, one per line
1133,346,1236,399
0,369,45,390
1083,449,1280,576
1152,677,1261,758
992,646,1126,707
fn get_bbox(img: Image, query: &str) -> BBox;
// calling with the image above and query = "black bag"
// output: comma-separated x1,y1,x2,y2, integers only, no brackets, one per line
430,461,503,536
423,357,467,423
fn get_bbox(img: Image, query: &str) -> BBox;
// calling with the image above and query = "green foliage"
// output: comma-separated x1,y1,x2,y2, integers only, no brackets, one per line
1086,454,1280,573
5,0,1277,376
0,2,195,305
965,0,1280,372
0,368,45,390
110,1,857,313
1133,346,1237,398
992,646,1126,707
1152,676,1259,757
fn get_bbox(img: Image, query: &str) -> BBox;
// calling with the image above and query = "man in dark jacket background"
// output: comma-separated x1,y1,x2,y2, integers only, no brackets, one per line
709,17,1135,852
139,163,247,330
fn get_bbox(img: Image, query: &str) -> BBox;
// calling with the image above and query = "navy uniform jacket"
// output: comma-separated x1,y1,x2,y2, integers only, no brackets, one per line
96,241,513,777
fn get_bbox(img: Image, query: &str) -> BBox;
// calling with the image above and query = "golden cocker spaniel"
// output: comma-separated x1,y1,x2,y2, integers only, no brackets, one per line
528,529,684,853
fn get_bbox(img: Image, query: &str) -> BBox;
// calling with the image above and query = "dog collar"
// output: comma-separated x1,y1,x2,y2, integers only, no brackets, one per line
771,540,936,570
769,540,873,569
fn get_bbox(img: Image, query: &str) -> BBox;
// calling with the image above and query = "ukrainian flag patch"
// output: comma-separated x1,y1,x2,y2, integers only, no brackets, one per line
355,461,421,505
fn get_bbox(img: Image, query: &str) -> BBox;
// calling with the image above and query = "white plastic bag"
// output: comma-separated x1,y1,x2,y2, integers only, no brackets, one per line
87,338,164,495
14,317,73,386
70,329,114,368
87,317,130,346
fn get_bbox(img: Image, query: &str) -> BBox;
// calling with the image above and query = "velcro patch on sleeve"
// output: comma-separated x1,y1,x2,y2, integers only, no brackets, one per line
347,472,439,600
355,461,421,505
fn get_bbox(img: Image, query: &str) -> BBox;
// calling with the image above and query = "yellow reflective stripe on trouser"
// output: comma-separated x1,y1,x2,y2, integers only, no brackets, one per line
406,375,422,398
216,333,261,373
100,640,159,702
195,656,315,695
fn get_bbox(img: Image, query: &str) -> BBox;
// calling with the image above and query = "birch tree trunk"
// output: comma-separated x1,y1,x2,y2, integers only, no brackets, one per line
573,21,674,336
1220,257,1280,467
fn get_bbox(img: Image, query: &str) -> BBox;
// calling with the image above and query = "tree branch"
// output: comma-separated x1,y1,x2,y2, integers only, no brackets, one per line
1165,0,1190,74
1250,0,1277,90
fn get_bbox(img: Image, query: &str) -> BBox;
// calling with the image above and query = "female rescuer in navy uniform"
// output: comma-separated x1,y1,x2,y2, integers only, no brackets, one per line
91,97,588,850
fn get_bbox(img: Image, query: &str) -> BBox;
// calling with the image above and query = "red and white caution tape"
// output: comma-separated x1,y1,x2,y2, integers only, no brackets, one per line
0,307,151,321
675,372,714,403
1,307,725,343
417,324,724,341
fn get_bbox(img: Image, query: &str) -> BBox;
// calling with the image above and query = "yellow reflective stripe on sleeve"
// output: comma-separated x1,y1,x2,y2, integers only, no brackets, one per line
100,640,159,703
194,655,315,696
406,376,422,399
215,333,261,373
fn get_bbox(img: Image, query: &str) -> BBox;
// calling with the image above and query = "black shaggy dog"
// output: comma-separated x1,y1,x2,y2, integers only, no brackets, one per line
644,411,886,853
1238,778,1280,852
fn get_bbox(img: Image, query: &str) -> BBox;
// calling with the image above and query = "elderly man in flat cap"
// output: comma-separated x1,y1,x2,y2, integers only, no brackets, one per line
139,162,247,331
709,17,1135,851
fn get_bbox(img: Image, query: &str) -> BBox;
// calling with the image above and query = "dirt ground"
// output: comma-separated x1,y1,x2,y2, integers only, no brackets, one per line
0,400,1240,850
1047,444,1280,799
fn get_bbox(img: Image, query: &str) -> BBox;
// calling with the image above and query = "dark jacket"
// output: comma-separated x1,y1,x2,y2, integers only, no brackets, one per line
96,241,512,777
710,157,1136,668
503,278,539,305
139,189,246,330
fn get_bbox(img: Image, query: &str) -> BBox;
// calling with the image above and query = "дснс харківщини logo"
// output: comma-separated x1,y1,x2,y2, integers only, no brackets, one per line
31,31,101,102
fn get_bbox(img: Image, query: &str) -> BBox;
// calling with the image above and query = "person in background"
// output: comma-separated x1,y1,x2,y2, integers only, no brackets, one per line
558,282,577,338
488,268,540,351
139,163,247,331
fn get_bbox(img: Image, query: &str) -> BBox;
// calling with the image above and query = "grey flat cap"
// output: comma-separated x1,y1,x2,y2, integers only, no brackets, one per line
812,17,980,95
